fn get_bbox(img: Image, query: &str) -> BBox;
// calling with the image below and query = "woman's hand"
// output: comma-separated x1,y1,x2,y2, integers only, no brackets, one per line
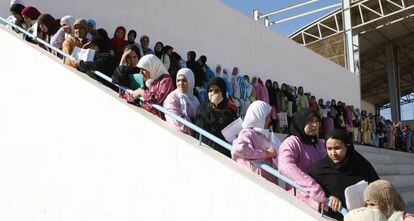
120,49,132,66
328,196,342,212
132,88,145,99
266,147,277,158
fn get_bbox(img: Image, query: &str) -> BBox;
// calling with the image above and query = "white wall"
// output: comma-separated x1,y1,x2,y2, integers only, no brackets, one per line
0,27,331,221
361,99,377,114
1,0,361,108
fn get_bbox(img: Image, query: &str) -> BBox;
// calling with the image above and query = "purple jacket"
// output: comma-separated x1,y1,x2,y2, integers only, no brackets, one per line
278,135,327,210
142,74,174,119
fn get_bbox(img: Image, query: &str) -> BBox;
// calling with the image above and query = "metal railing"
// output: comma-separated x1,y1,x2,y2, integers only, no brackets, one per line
1,15,348,216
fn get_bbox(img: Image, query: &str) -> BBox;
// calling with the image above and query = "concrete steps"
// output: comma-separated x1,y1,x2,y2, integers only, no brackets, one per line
356,145,414,212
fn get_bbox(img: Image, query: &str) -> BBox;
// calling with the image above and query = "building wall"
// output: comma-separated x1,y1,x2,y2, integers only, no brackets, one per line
361,99,377,114
0,27,330,221
1,0,361,107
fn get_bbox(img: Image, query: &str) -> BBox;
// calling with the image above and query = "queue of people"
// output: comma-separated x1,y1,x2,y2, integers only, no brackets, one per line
6,1,414,220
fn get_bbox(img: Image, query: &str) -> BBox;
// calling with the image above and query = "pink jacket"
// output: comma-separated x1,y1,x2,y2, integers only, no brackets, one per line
405,213,414,221
142,74,174,120
232,129,278,184
278,135,327,210
163,90,199,135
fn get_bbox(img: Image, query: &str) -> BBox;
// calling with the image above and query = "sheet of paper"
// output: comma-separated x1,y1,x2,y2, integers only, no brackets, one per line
221,118,243,143
71,47,95,62
345,180,368,211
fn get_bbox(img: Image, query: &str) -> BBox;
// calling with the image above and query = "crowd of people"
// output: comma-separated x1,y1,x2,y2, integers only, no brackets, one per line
6,1,414,220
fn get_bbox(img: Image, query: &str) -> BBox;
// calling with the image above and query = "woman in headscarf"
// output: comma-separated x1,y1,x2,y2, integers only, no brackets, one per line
60,15,75,40
344,207,387,221
161,45,172,71
131,55,174,119
278,107,327,211
195,77,237,157
21,6,40,29
364,180,414,221
8,3,25,31
163,68,200,135
37,14,63,49
231,101,279,184
309,129,379,220
111,26,127,65
297,86,309,110
265,80,277,129
112,44,141,88
154,42,164,59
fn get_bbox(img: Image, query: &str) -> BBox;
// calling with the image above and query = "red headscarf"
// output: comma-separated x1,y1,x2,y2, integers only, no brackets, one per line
21,6,41,20
111,26,127,63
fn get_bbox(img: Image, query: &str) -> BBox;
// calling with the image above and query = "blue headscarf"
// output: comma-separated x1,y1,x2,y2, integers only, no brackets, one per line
87,19,96,30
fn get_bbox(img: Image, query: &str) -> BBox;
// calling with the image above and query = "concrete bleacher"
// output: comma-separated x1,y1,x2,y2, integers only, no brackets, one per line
355,145,414,212
0,24,336,221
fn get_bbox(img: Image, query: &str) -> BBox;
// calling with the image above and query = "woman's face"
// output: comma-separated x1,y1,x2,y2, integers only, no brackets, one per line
364,198,380,211
326,138,348,164
176,75,188,93
39,23,48,33
304,116,319,136
87,23,94,33
12,12,23,21
273,82,279,89
126,50,139,67
116,29,124,39
208,85,223,106
22,15,31,24
167,48,173,56
155,43,163,52
140,68,150,81
264,113,272,129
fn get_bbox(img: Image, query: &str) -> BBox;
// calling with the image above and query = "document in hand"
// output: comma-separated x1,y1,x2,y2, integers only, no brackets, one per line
221,118,243,143
345,180,368,211
71,47,95,62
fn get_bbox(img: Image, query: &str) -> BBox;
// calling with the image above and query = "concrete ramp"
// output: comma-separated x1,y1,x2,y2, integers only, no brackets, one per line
0,26,331,220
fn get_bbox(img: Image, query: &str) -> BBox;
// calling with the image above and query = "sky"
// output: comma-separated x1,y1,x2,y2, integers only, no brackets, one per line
220,0,340,36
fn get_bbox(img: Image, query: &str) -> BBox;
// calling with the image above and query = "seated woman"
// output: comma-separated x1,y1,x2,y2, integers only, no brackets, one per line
111,26,127,65
60,15,75,40
37,14,64,50
231,100,278,184
75,36,116,79
309,129,379,220
195,77,236,157
21,6,41,30
163,68,200,135
8,3,25,32
364,180,414,221
131,55,174,119
112,44,141,89
278,107,327,211
344,207,387,221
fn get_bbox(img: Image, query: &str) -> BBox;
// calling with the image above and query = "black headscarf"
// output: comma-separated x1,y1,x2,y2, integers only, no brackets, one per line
124,44,141,58
154,42,164,59
10,4,25,15
37,14,60,36
289,107,319,145
207,77,227,103
265,79,276,106
309,129,379,211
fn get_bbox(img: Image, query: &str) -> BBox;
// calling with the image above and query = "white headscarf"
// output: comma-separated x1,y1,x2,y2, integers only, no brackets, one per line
138,54,169,87
60,15,75,38
176,68,199,117
10,0,24,6
242,100,272,131
344,208,387,221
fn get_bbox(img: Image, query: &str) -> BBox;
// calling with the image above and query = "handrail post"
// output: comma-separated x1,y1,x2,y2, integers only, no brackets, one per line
198,134,203,145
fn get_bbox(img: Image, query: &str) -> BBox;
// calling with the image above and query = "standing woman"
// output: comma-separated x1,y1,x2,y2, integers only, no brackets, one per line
309,129,379,220
111,26,127,65
231,101,278,184
195,77,237,157
278,108,327,211
163,68,199,135
131,55,174,119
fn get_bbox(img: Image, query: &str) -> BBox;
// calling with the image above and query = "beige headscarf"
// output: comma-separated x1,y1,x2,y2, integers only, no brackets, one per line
363,180,406,221
344,207,387,221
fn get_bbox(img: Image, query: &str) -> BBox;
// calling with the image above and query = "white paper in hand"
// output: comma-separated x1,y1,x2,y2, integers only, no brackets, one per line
345,180,368,211
71,47,95,62
221,118,243,143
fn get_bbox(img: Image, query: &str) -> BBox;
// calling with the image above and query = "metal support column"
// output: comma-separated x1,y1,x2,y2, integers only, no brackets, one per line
386,42,401,121
342,0,360,75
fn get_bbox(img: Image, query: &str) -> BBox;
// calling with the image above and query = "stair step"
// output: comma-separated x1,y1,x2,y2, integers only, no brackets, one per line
374,164,414,176
380,175,414,189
